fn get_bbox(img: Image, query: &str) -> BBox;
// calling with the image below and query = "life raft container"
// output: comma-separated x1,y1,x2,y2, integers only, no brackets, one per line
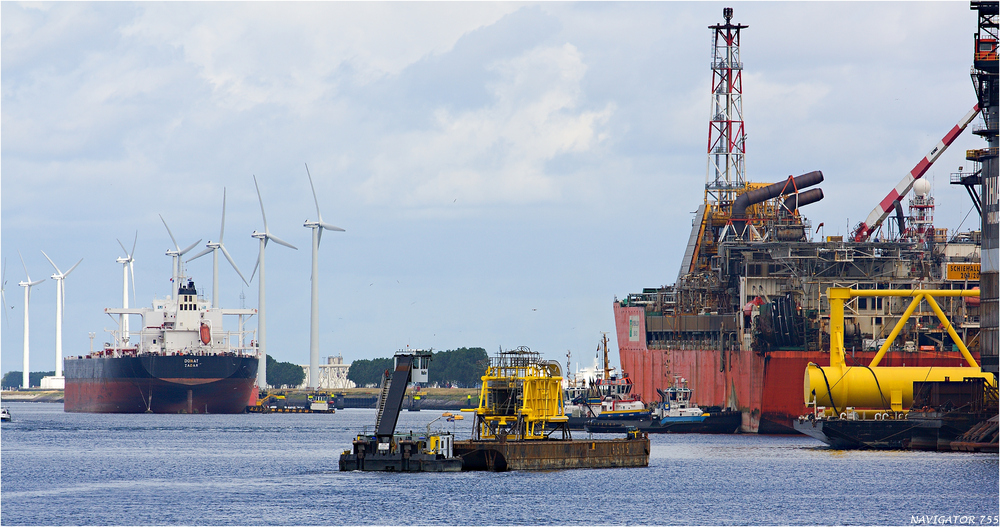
200,323,211,345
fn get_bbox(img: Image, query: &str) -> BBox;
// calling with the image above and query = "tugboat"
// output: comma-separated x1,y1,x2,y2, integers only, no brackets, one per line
586,377,741,434
339,349,463,472
649,378,741,433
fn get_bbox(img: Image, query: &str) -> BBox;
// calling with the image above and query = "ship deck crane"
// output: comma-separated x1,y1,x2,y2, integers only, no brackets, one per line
852,105,981,242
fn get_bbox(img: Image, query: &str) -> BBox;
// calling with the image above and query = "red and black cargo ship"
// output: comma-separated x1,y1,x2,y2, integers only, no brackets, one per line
64,278,259,413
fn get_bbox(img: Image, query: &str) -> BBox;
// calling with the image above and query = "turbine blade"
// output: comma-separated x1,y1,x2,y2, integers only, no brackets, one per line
40,250,62,275
159,214,180,251
266,234,297,250
18,250,32,282
28,278,45,287
305,163,322,222
130,231,138,258
317,226,323,248
320,222,345,232
249,252,261,284
118,238,129,256
64,258,83,277
187,246,213,262
220,244,249,286
253,175,268,232
179,239,203,256
220,188,227,243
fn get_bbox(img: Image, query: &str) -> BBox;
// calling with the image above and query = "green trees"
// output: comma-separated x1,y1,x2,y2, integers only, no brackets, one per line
266,355,306,388
346,357,394,388
1,371,56,389
428,347,488,388
346,347,488,388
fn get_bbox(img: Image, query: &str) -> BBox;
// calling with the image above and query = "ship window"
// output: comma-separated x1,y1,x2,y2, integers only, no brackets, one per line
859,298,867,310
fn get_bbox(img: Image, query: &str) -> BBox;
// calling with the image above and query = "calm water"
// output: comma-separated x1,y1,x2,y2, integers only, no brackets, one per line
1,401,997,526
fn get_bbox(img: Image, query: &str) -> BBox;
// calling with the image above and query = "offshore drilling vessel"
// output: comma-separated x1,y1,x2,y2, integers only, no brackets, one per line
613,7,990,433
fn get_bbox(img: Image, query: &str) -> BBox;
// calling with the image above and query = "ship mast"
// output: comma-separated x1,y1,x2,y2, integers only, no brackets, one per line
705,7,748,210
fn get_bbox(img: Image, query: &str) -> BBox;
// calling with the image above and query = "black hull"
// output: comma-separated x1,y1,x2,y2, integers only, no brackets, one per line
64,354,257,414
586,411,742,434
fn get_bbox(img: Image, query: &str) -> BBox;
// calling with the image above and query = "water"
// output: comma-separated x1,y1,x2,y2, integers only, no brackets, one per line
1,402,997,526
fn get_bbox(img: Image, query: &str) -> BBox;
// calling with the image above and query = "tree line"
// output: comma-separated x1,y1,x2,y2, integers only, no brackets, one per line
1,371,56,389
347,347,488,388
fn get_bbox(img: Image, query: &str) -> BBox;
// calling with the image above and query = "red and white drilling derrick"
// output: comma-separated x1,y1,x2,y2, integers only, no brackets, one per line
706,7,749,209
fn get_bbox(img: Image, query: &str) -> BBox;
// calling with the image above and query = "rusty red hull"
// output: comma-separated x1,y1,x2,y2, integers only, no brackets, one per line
614,304,978,433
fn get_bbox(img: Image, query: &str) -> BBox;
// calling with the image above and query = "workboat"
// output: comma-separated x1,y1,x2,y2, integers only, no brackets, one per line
613,8,986,433
64,276,259,414
339,349,463,472
585,378,741,434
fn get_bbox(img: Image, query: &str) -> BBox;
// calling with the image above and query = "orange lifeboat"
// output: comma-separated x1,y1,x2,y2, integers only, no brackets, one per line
965,286,981,307
200,323,211,345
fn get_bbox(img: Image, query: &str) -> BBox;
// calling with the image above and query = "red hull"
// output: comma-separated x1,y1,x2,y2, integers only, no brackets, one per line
613,304,979,433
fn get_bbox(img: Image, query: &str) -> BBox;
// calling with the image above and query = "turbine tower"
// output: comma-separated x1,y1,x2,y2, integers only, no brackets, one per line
188,188,249,308
250,175,297,389
116,233,137,345
18,251,45,389
41,251,82,379
159,215,201,300
303,163,345,390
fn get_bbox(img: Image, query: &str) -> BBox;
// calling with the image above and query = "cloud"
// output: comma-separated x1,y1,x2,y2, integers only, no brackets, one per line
359,43,614,209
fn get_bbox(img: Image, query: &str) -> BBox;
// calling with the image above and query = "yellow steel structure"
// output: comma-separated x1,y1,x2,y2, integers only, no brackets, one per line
466,348,568,441
804,288,994,412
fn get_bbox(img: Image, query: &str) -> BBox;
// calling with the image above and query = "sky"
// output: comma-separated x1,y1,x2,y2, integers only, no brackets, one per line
1,1,989,379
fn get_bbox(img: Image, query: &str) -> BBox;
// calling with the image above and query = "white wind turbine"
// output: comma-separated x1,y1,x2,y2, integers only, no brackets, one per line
41,251,82,379
18,251,45,389
187,188,248,308
303,164,345,390
116,233,137,345
159,215,201,300
250,175,297,389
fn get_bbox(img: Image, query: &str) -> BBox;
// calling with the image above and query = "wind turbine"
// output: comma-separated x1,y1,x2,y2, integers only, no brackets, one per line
303,163,345,390
187,188,249,308
250,175,297,390
41,251,82,379
159,215,201,300
17,252,45,389
116,233,137,345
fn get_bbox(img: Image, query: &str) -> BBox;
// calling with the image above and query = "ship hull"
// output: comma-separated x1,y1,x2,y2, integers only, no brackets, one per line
614,304,979,433
64,354,258,414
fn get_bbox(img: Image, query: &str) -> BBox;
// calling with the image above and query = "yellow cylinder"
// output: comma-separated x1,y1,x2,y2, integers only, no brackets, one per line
804,363,994,411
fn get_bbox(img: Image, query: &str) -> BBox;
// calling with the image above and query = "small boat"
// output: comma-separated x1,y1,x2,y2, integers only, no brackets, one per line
1,407,11,422
586,377,740,434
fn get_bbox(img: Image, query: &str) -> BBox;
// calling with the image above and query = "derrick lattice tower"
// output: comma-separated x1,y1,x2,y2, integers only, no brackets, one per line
706,7,749,210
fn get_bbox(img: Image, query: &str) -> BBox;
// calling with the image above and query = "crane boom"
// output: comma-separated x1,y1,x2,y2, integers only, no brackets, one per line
852,104,981,242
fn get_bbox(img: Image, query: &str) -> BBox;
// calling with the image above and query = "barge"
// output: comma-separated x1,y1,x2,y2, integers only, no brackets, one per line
456,347,649,471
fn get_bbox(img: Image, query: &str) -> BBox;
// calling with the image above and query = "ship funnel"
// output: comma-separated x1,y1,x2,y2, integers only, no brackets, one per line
782,188,824,212
732,171,824,219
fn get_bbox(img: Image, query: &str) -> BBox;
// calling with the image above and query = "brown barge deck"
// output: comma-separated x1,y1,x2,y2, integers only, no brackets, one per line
454,436,650,471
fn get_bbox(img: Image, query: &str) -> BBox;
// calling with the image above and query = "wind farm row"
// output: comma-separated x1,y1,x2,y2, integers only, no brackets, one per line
2,164,344,392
